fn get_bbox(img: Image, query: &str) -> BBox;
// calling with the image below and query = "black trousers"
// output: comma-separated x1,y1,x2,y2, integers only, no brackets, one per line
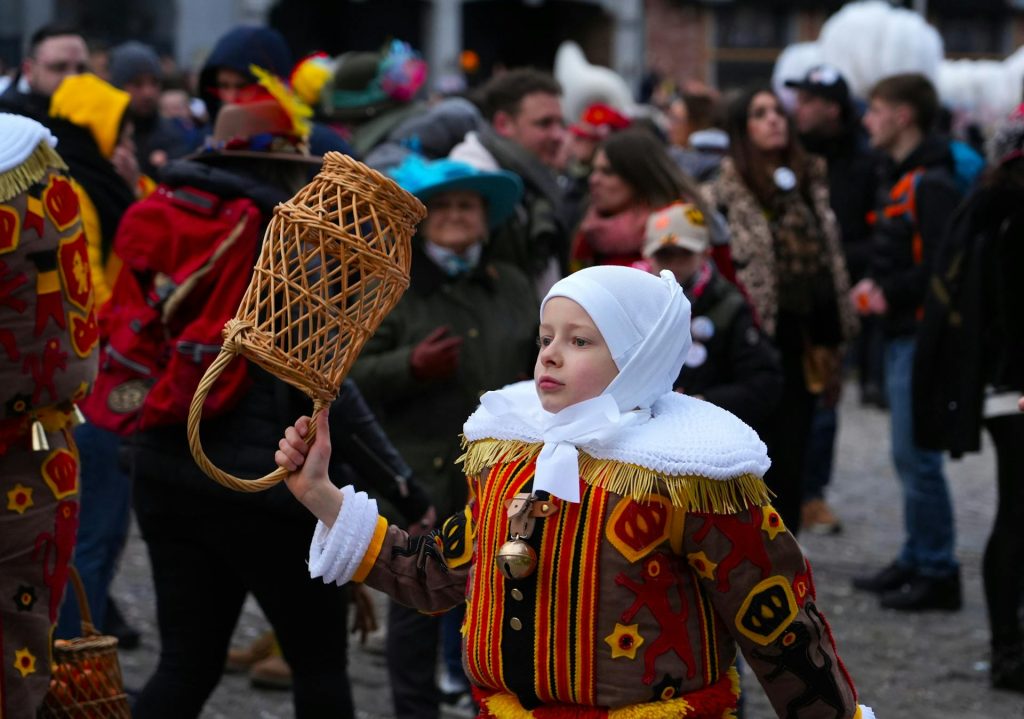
387,599,441,719
132,472,353,719
983,413,1024,649
763,315,818,536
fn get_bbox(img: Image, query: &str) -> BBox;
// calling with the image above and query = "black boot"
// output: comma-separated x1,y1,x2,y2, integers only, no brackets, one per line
992,642,1024,693
879,572,962,611
852,561,916,594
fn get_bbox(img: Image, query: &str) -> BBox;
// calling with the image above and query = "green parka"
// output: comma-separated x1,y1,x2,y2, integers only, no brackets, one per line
350,241,539,518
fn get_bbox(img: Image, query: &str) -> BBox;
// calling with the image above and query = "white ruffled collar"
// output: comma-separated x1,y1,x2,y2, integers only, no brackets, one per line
463,380,770,483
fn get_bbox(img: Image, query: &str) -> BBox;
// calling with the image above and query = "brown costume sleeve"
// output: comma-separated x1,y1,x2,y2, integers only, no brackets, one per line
682,504,859,719
361,489,477,614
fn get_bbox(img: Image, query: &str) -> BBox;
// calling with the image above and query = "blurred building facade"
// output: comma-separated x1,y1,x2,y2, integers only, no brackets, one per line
1,0,1023,94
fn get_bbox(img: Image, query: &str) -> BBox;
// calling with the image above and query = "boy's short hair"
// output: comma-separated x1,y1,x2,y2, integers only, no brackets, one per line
869,73,940,133
480,69,561,122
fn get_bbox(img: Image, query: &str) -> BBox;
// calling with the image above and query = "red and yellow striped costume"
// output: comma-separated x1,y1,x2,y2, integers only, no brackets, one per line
360,440,862,719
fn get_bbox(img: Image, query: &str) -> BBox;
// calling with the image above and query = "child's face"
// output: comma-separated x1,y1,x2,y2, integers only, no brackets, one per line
535,297,619,413
650,246,707,287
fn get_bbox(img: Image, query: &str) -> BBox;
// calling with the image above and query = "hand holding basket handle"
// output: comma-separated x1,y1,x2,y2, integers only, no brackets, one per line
187,152,426,492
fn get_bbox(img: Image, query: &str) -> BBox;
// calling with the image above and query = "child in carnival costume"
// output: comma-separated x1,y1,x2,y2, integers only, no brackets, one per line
276,265,877,719
0,113,98,716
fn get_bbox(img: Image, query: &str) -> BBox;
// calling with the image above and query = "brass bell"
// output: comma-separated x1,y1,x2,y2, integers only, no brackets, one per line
496,537,537,580
30,419,49,452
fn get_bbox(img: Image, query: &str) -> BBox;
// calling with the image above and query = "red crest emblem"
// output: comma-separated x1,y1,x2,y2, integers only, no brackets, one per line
58,232,92,310
43,175,80,231
69,308,99,358
0,205,20,255
42,448,79,499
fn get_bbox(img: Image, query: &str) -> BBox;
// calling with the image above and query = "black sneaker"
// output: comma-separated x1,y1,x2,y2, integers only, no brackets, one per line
879,572,962,611
852,562,916,594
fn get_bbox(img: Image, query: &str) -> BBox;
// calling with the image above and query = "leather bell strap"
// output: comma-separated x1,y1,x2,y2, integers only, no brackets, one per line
504,493,561,540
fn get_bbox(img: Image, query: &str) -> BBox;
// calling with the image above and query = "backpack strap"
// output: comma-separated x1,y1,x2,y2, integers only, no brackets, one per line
161,211,254,324
882,167,926,264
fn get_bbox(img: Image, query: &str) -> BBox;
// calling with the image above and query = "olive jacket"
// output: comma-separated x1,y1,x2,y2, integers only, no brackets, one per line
349,242,538,518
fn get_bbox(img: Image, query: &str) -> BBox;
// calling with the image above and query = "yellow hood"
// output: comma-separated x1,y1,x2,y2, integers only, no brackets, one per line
50,74,130,158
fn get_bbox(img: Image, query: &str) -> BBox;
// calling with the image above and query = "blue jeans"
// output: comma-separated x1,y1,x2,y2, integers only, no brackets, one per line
885,337,958,576
803,402,837,501
56,423,132,637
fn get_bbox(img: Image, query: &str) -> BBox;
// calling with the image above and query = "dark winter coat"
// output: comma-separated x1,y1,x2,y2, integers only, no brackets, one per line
868,136,962,338
913,178,1024,456
675,265,783,434
801,122,879,283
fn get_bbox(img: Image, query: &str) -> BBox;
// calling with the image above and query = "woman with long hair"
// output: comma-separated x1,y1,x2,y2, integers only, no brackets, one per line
571,128,709,268
707,86,856,534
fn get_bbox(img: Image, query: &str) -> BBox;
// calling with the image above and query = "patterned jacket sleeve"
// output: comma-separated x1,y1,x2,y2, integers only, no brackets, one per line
357,477,478,613
681,504,861,719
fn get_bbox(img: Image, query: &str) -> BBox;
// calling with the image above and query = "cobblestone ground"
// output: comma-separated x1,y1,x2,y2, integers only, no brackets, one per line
109,384,1024,718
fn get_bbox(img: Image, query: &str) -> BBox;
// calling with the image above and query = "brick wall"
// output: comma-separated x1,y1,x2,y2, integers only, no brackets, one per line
645,0,711,86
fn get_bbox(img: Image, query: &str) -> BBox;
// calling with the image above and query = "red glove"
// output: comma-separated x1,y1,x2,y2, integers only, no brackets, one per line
410,326,463,381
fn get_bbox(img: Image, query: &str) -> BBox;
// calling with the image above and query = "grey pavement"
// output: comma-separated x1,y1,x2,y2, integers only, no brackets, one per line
108,383,1024,718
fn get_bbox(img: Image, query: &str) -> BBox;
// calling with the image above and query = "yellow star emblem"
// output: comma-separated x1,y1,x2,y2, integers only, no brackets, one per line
761,506,787,540
604,623,644,660
6,484,33,514
687,551,718,581
13,647,36,677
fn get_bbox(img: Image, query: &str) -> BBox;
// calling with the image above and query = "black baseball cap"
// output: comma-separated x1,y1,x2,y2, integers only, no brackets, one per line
784,64,850,106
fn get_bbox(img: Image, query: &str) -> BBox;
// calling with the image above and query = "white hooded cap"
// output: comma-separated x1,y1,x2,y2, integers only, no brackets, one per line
541,265,691,413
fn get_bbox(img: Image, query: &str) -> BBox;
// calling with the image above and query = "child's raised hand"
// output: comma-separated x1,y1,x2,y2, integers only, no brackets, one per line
277,409,333,506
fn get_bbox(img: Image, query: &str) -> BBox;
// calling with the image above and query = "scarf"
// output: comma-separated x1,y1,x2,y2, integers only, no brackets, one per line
423,241,482,277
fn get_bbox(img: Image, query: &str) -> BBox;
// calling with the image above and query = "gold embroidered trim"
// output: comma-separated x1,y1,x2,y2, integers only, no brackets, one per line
458,438,772,513
0,143,67,203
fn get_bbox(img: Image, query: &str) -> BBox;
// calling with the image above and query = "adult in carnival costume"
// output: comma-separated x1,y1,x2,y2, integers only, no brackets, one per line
278,266,876,719
0,113,98,716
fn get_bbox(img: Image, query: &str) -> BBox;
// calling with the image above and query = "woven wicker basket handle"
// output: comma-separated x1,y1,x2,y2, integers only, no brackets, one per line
187,346,325,492
66,565,99,637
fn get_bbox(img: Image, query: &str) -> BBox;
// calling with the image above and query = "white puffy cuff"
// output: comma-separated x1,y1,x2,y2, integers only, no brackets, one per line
858,705,877,719
308,485,380,586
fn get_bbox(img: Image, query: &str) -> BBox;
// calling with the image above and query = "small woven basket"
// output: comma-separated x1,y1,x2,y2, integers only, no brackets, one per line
38,567,131,718
188,151,426,491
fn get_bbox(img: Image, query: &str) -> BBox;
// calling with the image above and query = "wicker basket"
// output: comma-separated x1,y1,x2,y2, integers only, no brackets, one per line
188,151,426,492
38,567,131,718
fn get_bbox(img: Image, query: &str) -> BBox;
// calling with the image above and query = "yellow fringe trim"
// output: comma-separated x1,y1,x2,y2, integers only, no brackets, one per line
480,692,534,719
607,697,694,719
479,691,701,719
0,142,67,203
458,438,772,514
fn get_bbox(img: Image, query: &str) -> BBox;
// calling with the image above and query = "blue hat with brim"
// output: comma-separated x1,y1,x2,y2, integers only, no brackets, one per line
387,154,523,229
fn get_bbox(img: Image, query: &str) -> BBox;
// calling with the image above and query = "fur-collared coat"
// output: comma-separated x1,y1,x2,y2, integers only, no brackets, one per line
705,157,857,343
